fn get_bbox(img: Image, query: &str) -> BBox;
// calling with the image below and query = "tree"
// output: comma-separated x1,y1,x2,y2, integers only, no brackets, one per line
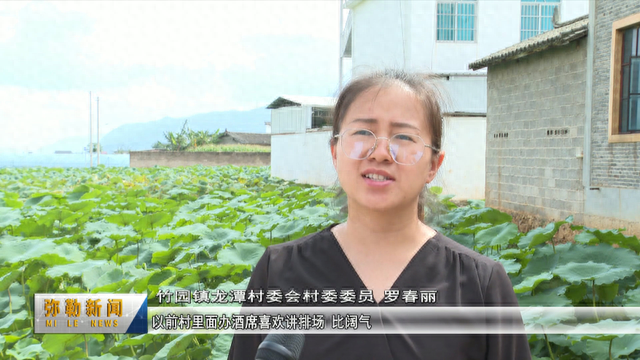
86,143,99,153
153,120,222,151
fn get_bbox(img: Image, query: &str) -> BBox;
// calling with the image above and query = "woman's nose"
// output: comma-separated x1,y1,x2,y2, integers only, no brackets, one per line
368,137,393,162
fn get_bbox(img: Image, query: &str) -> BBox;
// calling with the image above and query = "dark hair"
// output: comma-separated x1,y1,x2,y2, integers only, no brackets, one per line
330,69,448,224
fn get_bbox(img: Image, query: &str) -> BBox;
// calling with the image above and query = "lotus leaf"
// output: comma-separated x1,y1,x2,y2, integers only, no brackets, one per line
475,222,519,249
217,242,266,267
553,261,633,286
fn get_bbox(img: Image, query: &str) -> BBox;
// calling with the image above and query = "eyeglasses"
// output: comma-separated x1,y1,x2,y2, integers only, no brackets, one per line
334,128,439,165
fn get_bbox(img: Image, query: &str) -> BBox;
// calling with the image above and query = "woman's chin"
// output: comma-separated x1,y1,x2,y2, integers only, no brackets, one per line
352,198,402,214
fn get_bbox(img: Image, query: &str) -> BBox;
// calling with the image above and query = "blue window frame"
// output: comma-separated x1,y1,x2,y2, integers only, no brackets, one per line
520,0,560,41
437,1,477,42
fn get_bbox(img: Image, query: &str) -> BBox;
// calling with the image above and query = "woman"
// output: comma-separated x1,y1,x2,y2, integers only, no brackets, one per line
227,69,531,359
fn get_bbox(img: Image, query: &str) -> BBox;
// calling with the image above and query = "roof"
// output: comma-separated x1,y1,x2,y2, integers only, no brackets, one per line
469,15,588,71
436,71,487,77
444,112,487,118
343,0,364,10
266,95,336,109
221,131,271,145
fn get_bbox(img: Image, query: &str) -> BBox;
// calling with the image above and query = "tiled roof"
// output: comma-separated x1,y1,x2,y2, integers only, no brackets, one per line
266,95,336,109
222,131,271,145
469,16,588,71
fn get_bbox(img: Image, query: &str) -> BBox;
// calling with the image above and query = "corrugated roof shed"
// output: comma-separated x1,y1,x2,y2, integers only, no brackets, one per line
266,95,336,109
469,15,588,71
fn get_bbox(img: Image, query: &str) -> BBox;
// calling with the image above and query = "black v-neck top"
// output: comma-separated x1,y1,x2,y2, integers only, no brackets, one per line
227,224,532,360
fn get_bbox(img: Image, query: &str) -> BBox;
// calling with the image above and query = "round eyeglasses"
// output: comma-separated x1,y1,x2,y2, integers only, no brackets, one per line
334,128,439,165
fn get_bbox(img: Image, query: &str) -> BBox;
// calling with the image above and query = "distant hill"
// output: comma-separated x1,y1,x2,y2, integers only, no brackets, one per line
38,108,270,153
38,136,90,154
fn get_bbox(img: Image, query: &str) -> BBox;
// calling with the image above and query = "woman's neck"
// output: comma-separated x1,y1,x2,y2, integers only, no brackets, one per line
338,207,434,250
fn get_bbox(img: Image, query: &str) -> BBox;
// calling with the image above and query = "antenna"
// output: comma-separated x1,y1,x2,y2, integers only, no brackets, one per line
89,91,93,168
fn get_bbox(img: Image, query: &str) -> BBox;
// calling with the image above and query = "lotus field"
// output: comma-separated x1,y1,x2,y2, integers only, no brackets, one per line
1,165,640,359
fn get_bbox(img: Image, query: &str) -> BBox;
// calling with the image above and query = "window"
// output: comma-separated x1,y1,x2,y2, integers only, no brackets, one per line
620,27,640,133
436,1,477,42
520,0,560,41
311,107,331,129
609,13,640,143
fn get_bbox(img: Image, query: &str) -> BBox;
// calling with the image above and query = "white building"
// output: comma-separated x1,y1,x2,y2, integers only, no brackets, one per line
271,0,589,200
335,0,588,199
267,95,336,134
340,0,589,110
267,95,338,187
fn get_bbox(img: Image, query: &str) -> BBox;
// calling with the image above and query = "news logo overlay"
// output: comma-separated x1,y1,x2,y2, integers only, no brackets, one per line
149,288,441,334
34,294,147,334
148,289,640,335
34,290,640,334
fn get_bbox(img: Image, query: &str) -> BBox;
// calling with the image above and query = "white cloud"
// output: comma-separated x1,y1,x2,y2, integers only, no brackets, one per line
51,1,337,39
0,16,18,43
49,1,338,70
0,78,248,152
0,87,90,152
0,2,30,13
0,1,340,153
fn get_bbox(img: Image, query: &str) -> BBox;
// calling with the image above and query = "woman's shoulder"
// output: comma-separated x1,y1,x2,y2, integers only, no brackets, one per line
429,232,491,260
427,232,506,281
423,232,517,305
263,223,340,259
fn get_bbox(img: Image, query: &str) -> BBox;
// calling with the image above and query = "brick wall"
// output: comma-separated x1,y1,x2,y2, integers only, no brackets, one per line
485,38,587,221
591,0,640,188
130,151,270,168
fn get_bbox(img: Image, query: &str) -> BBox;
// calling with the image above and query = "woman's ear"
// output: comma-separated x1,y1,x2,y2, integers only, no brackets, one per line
331,142,338,170
425,151,445,184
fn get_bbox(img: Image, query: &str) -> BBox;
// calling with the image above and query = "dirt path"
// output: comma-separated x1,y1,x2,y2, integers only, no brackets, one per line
452,200,578,245
509,210,579,244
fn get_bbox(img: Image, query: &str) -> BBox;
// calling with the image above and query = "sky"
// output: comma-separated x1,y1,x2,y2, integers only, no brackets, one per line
0,1,348,153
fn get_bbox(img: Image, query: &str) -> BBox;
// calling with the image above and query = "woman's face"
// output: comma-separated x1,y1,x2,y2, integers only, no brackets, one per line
331,84,444,215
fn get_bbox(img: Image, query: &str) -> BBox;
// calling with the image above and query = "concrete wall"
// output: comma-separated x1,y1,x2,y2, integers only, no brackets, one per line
0,154,129,168
351,0,406,74
350,0,588,75
583,0,640,231
485,37,587,222
561,0,590,25
348,0,587,114
271,107,309,134
272,118,486,200
271,131,337,187
130,151,270,168
428,1,519,73
431,115,486,200
439,75,488,113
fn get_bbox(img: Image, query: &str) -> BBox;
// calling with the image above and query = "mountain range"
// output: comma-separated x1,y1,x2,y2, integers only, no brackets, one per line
38,108,270,153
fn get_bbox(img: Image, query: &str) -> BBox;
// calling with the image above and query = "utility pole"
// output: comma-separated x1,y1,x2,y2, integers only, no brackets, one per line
89,91,93,168
97,97,100,166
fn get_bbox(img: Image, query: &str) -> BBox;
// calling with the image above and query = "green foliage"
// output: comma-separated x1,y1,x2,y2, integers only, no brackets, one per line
87,143,100,153
3,165,640,359
435,199,640,359
152,120,222,151
0,165,337,359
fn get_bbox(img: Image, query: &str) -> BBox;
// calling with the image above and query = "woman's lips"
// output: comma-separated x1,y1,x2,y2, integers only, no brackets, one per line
362,175,394,187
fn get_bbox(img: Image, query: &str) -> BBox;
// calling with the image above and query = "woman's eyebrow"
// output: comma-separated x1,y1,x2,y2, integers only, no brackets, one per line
349,118,421,131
